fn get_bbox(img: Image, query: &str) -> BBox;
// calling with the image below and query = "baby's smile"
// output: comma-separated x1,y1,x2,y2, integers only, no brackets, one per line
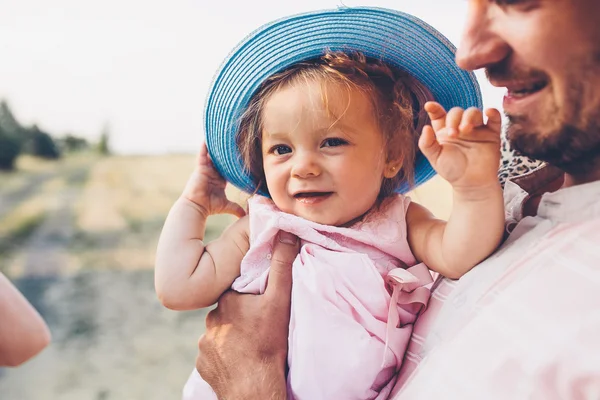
292,191,334,205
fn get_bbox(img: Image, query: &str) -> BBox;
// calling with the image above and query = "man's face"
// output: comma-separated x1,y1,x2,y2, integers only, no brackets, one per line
456,0,600,174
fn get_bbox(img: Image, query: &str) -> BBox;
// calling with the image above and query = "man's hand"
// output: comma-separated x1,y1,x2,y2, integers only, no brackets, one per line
196,231,300,400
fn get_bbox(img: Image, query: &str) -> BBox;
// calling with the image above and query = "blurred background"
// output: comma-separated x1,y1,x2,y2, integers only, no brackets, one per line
0,1,503,399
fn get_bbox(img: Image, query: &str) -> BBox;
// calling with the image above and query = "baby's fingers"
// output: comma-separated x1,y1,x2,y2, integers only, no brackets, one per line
485,108,502,134
223,200,246,219
419,125,442,165
424,101,447,133
197,142,216,168
458,107,484,136
445,107,464,137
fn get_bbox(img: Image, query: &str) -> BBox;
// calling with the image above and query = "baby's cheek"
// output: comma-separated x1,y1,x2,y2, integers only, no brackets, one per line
342,168,381,198
263,174,286,204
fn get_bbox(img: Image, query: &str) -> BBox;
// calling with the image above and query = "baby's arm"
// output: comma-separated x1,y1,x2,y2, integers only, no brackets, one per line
154,144,248,310
155,201,249,310
407,103,504,279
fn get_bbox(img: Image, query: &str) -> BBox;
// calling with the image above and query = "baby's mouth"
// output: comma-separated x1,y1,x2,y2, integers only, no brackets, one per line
293,192,333,204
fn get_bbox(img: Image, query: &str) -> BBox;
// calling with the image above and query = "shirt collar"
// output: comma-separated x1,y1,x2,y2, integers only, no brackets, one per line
537,179,600,222
506,163,600,224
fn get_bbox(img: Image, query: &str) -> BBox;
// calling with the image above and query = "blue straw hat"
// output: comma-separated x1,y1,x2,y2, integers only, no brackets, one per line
205,6,482,195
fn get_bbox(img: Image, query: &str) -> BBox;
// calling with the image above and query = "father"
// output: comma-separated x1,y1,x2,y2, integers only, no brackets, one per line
196,0,600,398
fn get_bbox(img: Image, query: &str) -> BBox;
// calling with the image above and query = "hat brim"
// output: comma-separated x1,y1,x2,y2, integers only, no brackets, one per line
205,6,483,195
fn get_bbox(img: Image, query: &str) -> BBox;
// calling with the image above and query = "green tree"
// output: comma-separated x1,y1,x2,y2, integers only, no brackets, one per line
25,125,61,159
60,134,90,152
0,101,24,170
0,126,21,170
97,123,111,155
0,101,24,138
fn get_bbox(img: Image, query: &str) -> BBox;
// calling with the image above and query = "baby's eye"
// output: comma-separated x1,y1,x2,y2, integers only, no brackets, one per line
271,145,292,155
321,138,347,148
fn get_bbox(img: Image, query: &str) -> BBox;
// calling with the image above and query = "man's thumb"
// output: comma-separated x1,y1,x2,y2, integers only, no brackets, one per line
265,231,299,300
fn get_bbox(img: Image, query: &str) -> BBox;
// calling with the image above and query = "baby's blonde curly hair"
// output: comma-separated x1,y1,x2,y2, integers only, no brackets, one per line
236,50,431,198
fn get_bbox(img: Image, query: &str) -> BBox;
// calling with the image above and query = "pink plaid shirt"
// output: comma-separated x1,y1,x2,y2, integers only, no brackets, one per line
391,166,600,399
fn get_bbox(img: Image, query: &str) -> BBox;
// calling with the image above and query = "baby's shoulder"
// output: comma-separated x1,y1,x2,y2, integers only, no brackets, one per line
375,194,411,221
352,194,410,237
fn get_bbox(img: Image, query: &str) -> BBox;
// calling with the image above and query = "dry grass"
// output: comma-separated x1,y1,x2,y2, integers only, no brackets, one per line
0,177,66,270
75,155,194,232
0,153,91,183
0,155,57,191
71,154,236,270
0,182,53,235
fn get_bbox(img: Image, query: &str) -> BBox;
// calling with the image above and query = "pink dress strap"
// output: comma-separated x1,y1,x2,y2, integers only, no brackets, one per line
383,263,433,365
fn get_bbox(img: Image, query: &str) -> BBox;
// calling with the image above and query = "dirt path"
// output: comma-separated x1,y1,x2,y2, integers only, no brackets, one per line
3,165,90,277
0,156,213,400
21,168,88,276
0,171,56,220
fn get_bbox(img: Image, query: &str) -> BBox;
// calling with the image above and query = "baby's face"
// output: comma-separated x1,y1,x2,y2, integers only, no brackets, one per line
261,79,395,226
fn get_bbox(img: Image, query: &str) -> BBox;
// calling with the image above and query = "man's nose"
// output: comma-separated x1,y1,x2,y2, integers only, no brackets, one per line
455,1,510,71
291,152,321,179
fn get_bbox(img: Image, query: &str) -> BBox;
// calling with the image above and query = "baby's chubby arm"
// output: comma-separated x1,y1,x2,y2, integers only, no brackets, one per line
407,103,504,279
155,144,248,310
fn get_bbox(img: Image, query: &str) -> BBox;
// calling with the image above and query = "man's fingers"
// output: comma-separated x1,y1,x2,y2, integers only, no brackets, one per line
265,231,299,302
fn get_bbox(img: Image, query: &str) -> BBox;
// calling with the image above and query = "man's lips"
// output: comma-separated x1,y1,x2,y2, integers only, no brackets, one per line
491,78,548,98
490,77,550,113
507,81,547,98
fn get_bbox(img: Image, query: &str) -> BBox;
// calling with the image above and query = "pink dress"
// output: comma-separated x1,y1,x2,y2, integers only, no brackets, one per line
183,195,432,400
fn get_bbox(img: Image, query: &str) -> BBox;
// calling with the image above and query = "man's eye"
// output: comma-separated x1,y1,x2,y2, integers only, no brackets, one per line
271,145,292,155
494,0,536,7
322,138,347,147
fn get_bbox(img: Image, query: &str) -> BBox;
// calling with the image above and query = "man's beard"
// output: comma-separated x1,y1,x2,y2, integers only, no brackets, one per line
507,115,600,175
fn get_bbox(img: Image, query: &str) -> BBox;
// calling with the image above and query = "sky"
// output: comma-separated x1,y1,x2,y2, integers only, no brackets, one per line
0,0,505,155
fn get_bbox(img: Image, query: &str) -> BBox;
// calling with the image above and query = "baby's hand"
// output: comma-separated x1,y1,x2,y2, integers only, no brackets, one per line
418,102,502,190
181,143,245,218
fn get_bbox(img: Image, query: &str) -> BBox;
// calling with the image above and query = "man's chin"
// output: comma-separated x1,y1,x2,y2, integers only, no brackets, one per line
509,126,600,174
